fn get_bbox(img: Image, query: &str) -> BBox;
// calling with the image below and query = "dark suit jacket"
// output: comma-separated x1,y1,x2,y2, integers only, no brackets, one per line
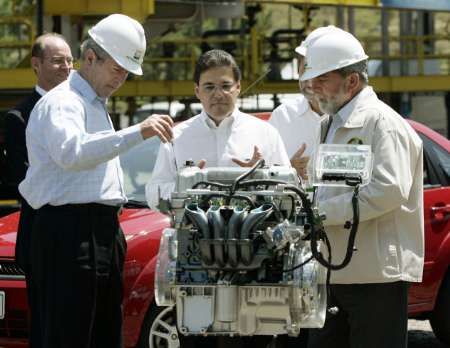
5,89,42,273
5,89,42,185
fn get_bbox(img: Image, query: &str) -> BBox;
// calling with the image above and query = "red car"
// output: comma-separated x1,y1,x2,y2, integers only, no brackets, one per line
0,119,448,347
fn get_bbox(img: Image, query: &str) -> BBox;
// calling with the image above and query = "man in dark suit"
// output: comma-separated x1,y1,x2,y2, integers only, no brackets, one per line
4,32,72,348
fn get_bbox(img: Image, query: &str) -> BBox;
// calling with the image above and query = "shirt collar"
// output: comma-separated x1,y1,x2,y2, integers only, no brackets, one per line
69,70,101,104
35,85,47,96
335,86,376,127
201,107,238,129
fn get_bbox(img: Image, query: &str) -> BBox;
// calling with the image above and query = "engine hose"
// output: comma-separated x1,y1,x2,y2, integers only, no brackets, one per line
237,179,310,203
306,185,360,271
230,159,265,196
222,174,362,271
192,181,232,190
281,256,314,273
236,180,361,271
235,179,297,221
264,184,359,271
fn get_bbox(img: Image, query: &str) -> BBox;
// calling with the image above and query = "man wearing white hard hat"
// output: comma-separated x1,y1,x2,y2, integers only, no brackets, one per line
269,26,343,180
303,29,424,348
19,14,174,348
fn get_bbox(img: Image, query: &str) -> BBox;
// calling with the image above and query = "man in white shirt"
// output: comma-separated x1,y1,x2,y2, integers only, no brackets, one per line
6,33,73,270
19,14,173,348
269,26,344,179
146,49,290,209
303,28,423,348
5,32,73,348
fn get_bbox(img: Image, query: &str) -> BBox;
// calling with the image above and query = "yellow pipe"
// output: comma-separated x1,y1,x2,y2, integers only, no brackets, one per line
44,0,155,20
2,69,450,95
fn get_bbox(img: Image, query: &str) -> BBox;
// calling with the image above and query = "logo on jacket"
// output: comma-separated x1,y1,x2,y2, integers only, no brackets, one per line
347,137,363,145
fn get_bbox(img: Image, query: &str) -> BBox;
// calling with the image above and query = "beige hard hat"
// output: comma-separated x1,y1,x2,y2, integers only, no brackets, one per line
88,14,146,75
300,29,368,81
295,25,345,56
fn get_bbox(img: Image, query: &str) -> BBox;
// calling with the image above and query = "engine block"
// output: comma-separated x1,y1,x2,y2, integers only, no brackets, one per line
155,164,327,338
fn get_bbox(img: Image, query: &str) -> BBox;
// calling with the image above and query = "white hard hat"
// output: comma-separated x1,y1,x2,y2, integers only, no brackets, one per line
300,30,368,81
295,25,344,56
88,14,146,75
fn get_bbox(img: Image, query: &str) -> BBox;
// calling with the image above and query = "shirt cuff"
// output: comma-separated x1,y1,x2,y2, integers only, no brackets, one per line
118,124,144,150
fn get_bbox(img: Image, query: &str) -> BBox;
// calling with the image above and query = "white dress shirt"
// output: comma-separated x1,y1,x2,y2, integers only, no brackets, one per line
19,71,144,209
146,109,290,209
269,95,322,159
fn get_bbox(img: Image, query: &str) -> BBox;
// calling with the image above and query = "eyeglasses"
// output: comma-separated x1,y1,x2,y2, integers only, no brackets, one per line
200,82,238,95
44,56,74,66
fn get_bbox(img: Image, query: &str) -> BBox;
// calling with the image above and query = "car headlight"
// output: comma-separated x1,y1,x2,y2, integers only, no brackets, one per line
155,228,177,306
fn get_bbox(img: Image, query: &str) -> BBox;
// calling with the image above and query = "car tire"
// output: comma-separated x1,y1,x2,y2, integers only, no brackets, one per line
430,271,450,345
137,303,212,348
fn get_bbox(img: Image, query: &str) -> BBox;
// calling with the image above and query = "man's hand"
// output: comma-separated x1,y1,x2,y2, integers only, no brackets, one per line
197,159,206,169
232,145,263,167
140,114,174,142
291,143,310,179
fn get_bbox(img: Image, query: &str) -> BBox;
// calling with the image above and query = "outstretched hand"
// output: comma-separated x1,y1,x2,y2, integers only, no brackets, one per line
291,143,310,179
232,145,263,167
197,159,206,169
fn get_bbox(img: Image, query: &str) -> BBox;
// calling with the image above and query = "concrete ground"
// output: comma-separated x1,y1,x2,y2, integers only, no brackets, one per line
408,319,447,348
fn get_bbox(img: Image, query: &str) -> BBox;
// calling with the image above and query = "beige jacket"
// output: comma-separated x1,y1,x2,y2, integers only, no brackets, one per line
318,86,424,284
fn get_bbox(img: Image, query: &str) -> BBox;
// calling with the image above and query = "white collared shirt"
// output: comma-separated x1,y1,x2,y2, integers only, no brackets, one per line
146,109,290,209
19,71,143,209
269,95,323,159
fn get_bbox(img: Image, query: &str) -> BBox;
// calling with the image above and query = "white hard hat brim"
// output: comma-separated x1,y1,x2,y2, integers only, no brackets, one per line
113,54,143,75
295,45,306,56
300,55,368,81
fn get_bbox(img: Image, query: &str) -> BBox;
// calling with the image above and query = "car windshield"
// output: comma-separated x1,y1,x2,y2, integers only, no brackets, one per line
119,137,161,204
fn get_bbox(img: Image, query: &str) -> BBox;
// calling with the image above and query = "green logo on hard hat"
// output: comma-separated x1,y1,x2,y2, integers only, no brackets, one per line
129,50,143,63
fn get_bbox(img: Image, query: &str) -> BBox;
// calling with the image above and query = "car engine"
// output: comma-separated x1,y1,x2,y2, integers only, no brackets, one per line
154,162,327,341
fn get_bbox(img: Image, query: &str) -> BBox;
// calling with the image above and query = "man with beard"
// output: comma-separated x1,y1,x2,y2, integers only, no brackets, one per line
269,26,343,179
303,28,424,348
146,49,290,209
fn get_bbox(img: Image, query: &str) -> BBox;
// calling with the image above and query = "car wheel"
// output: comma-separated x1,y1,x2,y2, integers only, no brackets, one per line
137,304,181,348
430,272,450,345
138,304,205,348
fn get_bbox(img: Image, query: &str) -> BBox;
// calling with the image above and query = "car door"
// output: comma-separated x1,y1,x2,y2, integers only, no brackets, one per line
409,127,450,311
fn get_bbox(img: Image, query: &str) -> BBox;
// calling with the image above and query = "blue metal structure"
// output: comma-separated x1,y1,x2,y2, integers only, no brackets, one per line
382,0,450,11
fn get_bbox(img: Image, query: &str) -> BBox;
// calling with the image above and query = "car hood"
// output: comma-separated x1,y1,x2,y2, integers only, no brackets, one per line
0,208,170,259
0,212,20,258
119,207,171,241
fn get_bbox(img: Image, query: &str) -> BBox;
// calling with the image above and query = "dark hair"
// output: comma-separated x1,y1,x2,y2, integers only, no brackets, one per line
194,49,241,84
31,33,68,58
